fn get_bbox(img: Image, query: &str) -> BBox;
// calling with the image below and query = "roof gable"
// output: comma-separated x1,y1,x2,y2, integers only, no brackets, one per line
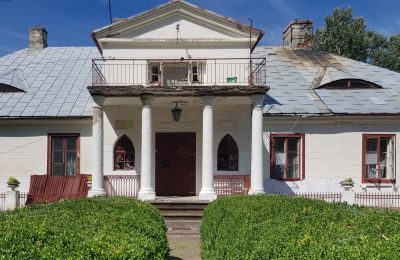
92,0,263,52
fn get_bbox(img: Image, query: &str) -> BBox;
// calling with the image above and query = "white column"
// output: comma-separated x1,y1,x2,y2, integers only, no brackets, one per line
199,96,217,201
88,104,106,197
5,190,19,210
249,94,265,194
138,96,156,201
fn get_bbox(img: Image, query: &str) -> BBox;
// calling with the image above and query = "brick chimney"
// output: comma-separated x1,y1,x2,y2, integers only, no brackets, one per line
29,26,48,49
283,20,313,49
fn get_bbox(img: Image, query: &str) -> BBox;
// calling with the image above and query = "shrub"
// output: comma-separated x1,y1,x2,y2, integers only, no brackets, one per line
201,195,400,260
0,197,169,259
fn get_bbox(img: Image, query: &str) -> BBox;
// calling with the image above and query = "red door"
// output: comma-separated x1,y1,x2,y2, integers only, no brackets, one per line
156,133,196,196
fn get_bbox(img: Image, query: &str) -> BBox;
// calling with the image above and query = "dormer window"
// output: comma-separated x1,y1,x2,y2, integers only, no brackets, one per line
0,83,25,92
318,79,382,89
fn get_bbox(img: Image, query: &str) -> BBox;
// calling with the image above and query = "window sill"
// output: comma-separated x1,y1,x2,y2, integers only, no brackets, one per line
271,178,304,182
362,179,395,184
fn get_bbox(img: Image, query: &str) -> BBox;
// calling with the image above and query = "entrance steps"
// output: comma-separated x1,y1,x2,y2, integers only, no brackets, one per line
150,199,209,235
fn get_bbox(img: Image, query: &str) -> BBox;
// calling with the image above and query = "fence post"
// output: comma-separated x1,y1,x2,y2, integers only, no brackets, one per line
5,190,19,210
341,191,355,205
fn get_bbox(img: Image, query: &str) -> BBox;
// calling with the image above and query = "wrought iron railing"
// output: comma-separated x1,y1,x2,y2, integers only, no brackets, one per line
92,58,266,88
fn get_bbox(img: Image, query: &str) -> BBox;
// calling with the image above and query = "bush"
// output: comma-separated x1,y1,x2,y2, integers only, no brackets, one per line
0,197,169,259
201,195,400,260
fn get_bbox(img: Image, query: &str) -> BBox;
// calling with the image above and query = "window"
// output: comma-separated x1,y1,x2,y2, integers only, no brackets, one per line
151,65,159,82
192,63,200,82
48,134,79,176
217,134,238,171
363,134,395,183
114,135,135,170
317,79,381,89
270,134,304,180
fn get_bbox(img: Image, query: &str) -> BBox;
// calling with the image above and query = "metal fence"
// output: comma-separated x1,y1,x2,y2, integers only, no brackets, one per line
355,192,400,209
214,175,250,196
104,175,141,198
19,192,29,208
92,58,267,88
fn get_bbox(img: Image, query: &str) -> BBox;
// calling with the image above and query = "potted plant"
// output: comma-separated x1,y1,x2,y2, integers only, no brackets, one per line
7,177,20,191
86,175,92,189
340,178,354,191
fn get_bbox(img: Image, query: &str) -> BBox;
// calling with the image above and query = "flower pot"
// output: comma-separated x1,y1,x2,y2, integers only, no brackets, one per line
87,181,92,190
340,182,354,191
7,182,19,191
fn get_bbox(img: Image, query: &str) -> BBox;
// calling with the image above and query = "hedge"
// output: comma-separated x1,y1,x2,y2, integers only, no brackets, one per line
201,195,400,260
0,197,169,259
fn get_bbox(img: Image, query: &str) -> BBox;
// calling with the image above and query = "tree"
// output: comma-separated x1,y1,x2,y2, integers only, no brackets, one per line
313,7,400,73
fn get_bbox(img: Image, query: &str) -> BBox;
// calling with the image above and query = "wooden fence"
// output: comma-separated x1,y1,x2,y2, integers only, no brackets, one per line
104,175,140,198
291,192,342,202
27,175,88,204
214,175,250,196
355,192,400,209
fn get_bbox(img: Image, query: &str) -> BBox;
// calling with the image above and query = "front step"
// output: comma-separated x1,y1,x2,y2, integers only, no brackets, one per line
151,201,209,220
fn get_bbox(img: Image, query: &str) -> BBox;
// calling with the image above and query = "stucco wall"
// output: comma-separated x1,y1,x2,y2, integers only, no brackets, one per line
264,117,400,193
0,119,92,192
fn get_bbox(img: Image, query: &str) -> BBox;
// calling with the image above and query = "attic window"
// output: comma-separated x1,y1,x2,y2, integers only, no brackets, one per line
318,79,381,89
0,83,25,92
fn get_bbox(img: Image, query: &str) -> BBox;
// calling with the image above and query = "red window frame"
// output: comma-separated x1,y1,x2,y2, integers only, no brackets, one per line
270,134,305,181
362,134,396,184
47,134,80,176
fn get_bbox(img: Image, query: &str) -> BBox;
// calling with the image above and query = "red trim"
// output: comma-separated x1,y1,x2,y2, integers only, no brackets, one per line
361,134,396,184
270,133,305,181
47,134,80,176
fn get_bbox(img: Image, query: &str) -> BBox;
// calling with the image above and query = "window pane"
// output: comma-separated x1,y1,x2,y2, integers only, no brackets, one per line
66,150,77,176
366,138,377,152
66,137,76,151
274,138,285,152
52,165,64,176
288,152,299,178
287,138,298,152
50,136,78,176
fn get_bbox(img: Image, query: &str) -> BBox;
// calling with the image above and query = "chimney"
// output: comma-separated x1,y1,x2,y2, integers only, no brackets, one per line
283,20,313,49
29,26,48,49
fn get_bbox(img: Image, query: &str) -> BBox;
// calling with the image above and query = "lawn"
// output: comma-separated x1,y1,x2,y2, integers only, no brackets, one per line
0,197,169,259
201,195,400,260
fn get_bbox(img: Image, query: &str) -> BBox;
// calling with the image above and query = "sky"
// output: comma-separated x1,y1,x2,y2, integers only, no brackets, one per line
0,0,399,56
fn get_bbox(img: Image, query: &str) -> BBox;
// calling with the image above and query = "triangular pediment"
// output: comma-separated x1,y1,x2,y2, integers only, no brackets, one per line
93,0,263,46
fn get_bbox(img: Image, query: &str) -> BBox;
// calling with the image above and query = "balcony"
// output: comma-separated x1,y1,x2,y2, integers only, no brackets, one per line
90,58,267,96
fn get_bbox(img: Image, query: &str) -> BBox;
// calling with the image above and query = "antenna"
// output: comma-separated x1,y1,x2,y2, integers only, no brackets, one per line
108,0,113,24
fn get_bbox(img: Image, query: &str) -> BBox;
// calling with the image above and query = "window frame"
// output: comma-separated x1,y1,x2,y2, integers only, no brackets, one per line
113,135,135,171
362,134,396,184
217,134,239,171
47,133,80,176
270,133,305,181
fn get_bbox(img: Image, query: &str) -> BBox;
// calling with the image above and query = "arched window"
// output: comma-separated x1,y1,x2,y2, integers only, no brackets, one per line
217,134,239,171
114,135,135,170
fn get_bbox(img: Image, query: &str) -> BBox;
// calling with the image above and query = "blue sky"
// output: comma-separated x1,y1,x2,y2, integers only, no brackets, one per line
0,0,399,56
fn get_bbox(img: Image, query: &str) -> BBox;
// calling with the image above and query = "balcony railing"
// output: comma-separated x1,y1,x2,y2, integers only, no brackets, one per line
92,58,266,88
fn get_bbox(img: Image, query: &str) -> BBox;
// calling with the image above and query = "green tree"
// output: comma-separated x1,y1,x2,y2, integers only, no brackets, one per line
313,7,400,72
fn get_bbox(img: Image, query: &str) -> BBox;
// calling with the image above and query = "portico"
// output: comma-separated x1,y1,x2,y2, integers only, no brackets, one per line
88,92,267,201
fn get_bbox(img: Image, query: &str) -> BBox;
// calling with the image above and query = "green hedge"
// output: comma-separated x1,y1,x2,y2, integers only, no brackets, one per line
0,197,169,259
201,195,400,260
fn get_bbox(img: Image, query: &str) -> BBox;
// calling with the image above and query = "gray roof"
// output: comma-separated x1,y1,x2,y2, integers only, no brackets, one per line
253,46,400,115
0,47,99,118
1,45,400,118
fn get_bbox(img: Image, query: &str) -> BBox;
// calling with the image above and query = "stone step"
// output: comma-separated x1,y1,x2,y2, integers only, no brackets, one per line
161,209,204,219
165,219,201,235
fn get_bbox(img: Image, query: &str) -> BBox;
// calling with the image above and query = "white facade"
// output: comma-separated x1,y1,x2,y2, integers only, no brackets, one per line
0,0,399,199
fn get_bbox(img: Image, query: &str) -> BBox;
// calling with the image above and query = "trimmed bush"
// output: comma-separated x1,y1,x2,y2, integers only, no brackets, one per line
0,197,169,259
201,195,400,259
